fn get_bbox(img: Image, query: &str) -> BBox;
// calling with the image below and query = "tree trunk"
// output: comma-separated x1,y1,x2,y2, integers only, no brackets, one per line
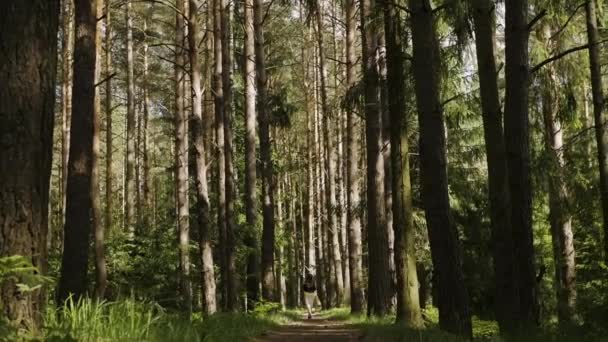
175,0,192,314
503,0,538,333
57,0,97,303
362,0,391,316
125,0,136,236
94,0,107,300
61,0,74,237
213,0,228,308
471,0,515,331
383,0,422,326
408,0,471,336
244,0,260,308
345,0,364,314
142,18,151,227
0,0,59,329
586,0,608,263
314,81,327,307
188,0,218,315
104,0,113,242
256,0,277,302
539,25,577,326
314,0,344,306
221,0,237,310
276,176,287,308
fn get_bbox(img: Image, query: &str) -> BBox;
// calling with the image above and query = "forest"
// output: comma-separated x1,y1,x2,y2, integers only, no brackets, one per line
1,0,608,340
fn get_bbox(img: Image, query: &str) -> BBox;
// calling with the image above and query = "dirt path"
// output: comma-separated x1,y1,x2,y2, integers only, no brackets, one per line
254,313,363,342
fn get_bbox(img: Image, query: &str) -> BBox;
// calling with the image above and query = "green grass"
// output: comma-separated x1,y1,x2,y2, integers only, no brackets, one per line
38,297,298,342
319,307,607,342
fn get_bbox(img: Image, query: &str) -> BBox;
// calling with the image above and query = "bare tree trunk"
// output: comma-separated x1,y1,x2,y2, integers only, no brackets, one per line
314,0,344,306
276,176,287,308
586,0,608,263
362,0,391,316
409,0,471,336
221,0,237,310
345,0,364,314
57,0,97,303
471,0,515,331
314,76,327,306
125,0,136,236
383,0,422,326
61,0,74,238
188,0,218,315
104,0,113,242
503,0,539,333
0,0,58,329
94,0,107,300
255,0,277,301
539,25,577,326
243,0,260,307
175,0,192,314
142,17,151,227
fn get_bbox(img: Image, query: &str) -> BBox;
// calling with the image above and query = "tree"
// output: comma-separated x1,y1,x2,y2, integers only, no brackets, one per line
256,0,277,301
61,0,75,233
361,0,392,316
345,0,364,314
243,0,261,307
175,0,192,313
125,0,136,235
383,0,422,326
221,0,238,310
188,0,218,315
0,0,59,329
471,0,515,331
585,0,608,263
539,23,577,327
408,0,471,336
57,0,98,303
313,0,344,306
94,0,107,300
104,0,113,249
503,0,538,332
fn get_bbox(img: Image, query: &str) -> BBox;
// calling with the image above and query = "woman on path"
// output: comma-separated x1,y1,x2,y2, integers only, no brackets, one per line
302,272,317,319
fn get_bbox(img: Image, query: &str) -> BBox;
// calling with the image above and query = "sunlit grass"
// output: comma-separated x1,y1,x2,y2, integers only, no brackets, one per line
40,297,298,341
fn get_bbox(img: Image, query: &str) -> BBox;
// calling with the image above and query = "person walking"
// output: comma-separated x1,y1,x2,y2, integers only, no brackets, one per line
302,272,317,319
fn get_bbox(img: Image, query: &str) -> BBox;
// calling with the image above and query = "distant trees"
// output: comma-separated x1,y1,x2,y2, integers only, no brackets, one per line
0,0,60,329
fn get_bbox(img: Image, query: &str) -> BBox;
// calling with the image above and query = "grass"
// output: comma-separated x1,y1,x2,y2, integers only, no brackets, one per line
38,297,298,342
319,307,607,342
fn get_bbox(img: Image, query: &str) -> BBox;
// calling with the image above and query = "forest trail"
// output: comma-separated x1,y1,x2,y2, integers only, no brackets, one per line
254,314,363,342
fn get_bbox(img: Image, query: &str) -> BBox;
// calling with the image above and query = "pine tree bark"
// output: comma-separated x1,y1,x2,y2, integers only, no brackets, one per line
175,0,192,313
188,0,218,314
471,0,515,331
104,0,113,242
61,0,74,235
125,0,136,235
213,0,228,308
408,0,471,336
244,0,260,307
503,0,539,332
539,25,576,326
57,0,97,303
0,0,59,328
383,0,422,326
345,0,364,314
94,0,107,300
585,0,608,263
361,0,391,316
256,0,277,302
221,0,238,310
314,0,344,306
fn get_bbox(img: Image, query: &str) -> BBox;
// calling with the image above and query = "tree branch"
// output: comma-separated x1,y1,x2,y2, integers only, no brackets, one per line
527,9,547,31
550,2,586,40
530,39,608,74
95,73,117,88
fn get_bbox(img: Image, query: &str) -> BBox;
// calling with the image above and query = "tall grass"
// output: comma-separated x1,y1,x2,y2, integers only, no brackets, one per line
41,297,296,341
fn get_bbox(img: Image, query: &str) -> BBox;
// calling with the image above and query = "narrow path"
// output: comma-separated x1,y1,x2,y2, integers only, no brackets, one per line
254,313,363,342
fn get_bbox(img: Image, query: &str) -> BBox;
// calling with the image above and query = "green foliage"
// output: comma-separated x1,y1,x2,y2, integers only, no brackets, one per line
41,297,295,342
